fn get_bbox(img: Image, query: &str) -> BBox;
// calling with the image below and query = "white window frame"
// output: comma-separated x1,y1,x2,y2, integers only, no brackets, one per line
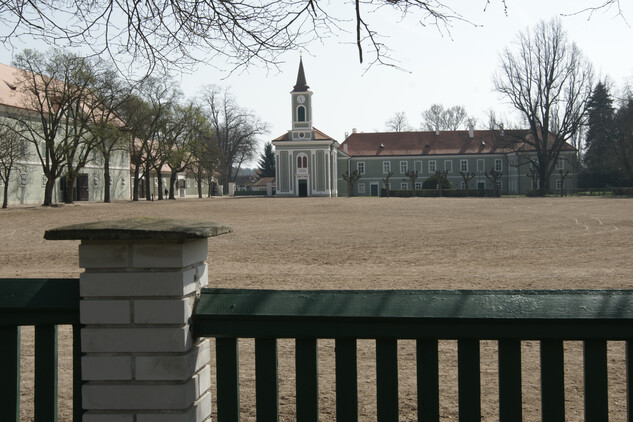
444,161,453,173
460,181,466,190
414,182,422,190
383,161,391,174
460,160,468,172
477,159,485,172
400,161,408,174
556,159,564,170
358,183,366,194
357,161,365,175
556,179,562,190
19,172,27,186
496,180,503,192
495,159,503,172
428,160,436,173
401,182,408,190
414,161,423,173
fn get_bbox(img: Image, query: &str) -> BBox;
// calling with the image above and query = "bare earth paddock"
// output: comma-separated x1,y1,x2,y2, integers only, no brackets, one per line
1,196,632,421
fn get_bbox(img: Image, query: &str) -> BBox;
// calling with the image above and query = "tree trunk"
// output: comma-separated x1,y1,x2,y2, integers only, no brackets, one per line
103,155,111,203
43,177,55,206
132,165,140,201
169,172,177,199
2,180,8,208
197,174,203,198
144,166,151,200
157,170,164,200
65,174,76,204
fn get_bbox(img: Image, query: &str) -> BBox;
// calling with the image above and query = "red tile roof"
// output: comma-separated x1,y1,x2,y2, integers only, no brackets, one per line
339,130,576,157
273,127,337,142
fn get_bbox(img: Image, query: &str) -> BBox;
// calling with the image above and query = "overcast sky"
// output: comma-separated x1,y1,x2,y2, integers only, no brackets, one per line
1,0,632,159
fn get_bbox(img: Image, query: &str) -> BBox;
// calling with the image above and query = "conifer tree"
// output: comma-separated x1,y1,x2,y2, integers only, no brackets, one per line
257,142,275,178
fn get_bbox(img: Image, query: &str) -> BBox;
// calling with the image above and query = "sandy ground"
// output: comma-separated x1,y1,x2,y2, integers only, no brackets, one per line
1,196,632,420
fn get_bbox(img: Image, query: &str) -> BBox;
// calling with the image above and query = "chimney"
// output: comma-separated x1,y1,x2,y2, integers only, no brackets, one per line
468,124,474,138
435,126,440,136
499,124,505,136
344,132,349,139
343,144,348,153
352,128,357,134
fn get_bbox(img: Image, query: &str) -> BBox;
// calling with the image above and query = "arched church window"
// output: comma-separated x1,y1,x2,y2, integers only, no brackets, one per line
297,153,308,170
297,106,306,122
302,156,308,168
297,155,303,168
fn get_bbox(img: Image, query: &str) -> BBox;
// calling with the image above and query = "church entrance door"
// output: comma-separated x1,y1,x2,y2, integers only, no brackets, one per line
298,179,308,197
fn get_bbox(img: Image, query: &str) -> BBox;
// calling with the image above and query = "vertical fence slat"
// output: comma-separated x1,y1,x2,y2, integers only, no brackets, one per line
72,324,83,422
498,339,522,422
628,341,633,422
541,339,565,422
417,338,439,422
255,338,279,422
35,324,57,422
336,338,358,421
584,340,608,421
296,338,319,422
376,338,399,421
0,326,20,422
216,337,240,422
458,339,480,422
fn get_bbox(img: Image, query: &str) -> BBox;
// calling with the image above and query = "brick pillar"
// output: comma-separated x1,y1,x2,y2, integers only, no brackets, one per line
45,218,232,422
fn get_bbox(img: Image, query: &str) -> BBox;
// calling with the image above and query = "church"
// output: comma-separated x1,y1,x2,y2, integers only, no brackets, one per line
272,60,578,197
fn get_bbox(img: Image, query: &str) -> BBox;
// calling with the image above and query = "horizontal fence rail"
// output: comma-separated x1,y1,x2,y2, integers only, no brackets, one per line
0,278,81,422
193,288,633,422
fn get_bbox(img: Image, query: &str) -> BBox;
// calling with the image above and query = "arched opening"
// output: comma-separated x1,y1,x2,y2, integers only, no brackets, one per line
297,106,306,122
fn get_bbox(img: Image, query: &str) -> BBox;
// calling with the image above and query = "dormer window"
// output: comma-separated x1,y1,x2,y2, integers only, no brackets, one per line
297,106,306,122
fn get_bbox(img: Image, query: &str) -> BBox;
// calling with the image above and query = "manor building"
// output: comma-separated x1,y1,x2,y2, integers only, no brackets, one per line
272,59,578,197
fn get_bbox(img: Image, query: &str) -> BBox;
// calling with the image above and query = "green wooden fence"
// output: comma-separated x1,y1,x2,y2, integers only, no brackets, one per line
0,278,81,422
193,288,633,422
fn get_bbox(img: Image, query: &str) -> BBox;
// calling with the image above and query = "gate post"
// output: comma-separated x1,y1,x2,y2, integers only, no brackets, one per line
45,217,232,422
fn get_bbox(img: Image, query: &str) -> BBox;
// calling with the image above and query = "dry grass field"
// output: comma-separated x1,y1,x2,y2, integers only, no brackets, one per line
2,196,632,421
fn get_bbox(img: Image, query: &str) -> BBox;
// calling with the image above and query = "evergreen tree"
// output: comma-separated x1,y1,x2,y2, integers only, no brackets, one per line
584,82,616,170
257,142,276,178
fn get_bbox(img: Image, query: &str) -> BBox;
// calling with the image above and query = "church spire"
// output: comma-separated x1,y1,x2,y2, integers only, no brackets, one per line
292,57,309,92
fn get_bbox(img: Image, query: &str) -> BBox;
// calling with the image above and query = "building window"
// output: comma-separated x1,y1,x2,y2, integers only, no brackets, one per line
297,106,306,122
444,161,452,173
461,181,466,190
400,161,408,174
415,182,422,190
401,182,408,190
496,180,503,191
383,161,391,174
556,179,562,190
428,160,436,173
41,174,47,187
556,159,564,170
358,183,366,194
357,162,365,175
297,154,308,169
20,172,27,186
495,159,503,172
460,160,468,172
477,159,485,172
414,161,423,173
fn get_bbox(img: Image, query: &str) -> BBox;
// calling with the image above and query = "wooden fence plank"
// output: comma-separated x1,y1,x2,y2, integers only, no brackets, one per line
336,338,358,421
458,339,480,422
216,337,240,422
35,324,57,422
417,338,439,422
376,338,399,421
584,340,608,421
541,339,565,422
72,324,83,422
0,326,20,422
255,338,279,421
627,341,633,422
498,339,522,421
296,338,319,422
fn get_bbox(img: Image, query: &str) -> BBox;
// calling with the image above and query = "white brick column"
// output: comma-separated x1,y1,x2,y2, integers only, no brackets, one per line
45,218,232,422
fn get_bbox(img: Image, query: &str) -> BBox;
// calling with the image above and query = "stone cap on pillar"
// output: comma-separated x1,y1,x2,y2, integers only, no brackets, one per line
44,217,232,241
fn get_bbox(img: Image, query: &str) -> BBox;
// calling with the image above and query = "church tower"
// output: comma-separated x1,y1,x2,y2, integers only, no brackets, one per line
290,58,314,141
272,57,339,197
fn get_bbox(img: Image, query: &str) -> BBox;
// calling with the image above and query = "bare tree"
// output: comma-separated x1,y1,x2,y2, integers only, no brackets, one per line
405,169,419,196
8,49,100,206
459,171,476,196
382,171,393,197
342,170,362,197
421,104,472,131
494,18,593,196
485,168,503,197
201,86,268,193
386,112,411,132
0,122,30,208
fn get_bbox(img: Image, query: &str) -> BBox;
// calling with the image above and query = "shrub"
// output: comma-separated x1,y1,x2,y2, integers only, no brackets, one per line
422,174,453,190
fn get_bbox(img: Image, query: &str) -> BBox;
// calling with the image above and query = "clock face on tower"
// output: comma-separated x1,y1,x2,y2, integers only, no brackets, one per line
297,95,305,104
